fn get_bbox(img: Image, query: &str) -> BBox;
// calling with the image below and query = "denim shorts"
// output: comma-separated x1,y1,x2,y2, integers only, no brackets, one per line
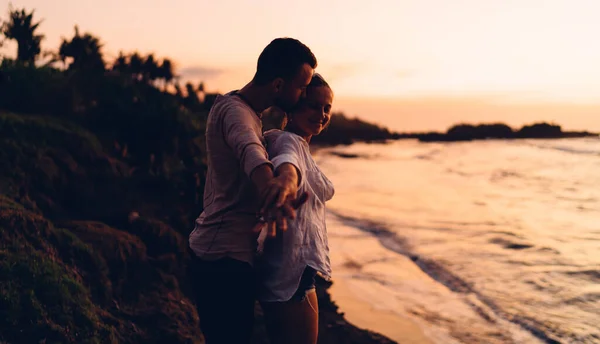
289,266,317,302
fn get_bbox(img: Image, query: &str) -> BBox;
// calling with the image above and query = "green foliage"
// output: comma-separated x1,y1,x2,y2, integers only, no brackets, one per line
0,60,69,114
0,207,115,343
0,195,25,210
60,221,148,301
0,111,105,212
59,26,105,72
1,5,44,64
0,194,201,343
110,51,175,89
158,58,174,87
0,251,110,343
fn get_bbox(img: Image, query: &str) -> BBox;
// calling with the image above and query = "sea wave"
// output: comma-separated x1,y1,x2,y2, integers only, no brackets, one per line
322,138,600,343
525,139,600,157
328,210,556,344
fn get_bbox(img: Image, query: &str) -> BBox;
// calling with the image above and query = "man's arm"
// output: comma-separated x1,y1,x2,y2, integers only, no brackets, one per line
251,162,299,213
222,107,273,180
222,105,301,230
251,162,305,237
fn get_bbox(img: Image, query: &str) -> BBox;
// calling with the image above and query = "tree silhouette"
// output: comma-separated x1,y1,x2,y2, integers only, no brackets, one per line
58,26,104,71
174,82,184,101
0,17,4,59
1,6,44,65
112,51,129,74
143,53,160,82
129,52,143,80
159,58,174,90
184,82,201,109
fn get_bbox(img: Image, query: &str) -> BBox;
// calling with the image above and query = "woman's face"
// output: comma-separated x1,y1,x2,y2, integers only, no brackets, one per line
289,86,333,138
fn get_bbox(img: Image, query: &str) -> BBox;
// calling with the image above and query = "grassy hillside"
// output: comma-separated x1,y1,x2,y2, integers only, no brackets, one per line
0,111,201,343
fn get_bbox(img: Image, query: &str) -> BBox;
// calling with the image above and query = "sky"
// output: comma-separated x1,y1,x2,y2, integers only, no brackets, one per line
2,0,600,131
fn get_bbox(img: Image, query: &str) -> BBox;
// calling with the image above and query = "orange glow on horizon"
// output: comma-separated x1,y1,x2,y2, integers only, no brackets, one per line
3,0,600,130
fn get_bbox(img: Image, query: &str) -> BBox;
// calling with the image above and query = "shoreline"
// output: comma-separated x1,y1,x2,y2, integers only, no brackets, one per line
312,278,399,344
324,212,446,344
316,140,572,344
321,205,546,344
328,278,434,344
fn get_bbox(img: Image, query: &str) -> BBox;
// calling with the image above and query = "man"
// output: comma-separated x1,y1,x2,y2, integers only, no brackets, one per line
188,38,317,344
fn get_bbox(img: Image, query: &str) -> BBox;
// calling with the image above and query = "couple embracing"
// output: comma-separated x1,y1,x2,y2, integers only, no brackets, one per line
188,38,335,344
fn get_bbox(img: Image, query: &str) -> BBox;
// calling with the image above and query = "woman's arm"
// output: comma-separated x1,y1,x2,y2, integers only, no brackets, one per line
268,132,305,188
257,131,308,238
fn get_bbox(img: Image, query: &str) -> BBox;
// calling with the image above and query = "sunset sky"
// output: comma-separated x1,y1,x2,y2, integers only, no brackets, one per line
3,0,600,131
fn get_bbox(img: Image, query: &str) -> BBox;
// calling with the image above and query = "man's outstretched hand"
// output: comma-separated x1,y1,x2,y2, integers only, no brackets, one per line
253,191,309,238
251,162,307,236
258,171,298,215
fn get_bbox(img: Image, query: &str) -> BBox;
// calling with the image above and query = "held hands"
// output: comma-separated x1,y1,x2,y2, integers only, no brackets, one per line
253,172,309,238
255,191,308,255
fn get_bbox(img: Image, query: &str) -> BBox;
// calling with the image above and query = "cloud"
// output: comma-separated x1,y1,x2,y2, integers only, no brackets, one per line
179,66,226,79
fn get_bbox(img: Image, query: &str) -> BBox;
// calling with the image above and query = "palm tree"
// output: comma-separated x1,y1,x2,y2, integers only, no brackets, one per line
197,82,205,103
112,51,129,73
184,82,200,109
143,53,159,82
129,52,143,80
174,82,184,100
159,58,174,90
1,6,44,65
58,26,105,71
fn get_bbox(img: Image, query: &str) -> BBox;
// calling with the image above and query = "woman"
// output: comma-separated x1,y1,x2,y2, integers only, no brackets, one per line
257,73,335,344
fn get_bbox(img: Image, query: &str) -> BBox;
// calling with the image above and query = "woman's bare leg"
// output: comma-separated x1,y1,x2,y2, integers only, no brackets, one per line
262,289,319,344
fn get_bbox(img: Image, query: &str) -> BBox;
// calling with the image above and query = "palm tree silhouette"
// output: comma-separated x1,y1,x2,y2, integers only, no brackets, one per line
129,52,143,81
143,53,160,82
1,6,44,65
58,26,104,71
184,82,201,109
112,51,129,73
174,82,184,101
197,82,206,103
159,58,174,90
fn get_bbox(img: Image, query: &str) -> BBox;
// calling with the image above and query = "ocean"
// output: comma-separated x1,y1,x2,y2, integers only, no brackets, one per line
317,137,600,344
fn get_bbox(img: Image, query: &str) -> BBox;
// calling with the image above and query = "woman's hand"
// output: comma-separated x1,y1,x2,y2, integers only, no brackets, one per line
252,162,306,236
254,192,309,238
258,171,298,215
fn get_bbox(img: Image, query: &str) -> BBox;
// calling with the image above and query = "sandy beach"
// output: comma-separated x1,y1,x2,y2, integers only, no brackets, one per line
330,281,433,344
325,213,439,344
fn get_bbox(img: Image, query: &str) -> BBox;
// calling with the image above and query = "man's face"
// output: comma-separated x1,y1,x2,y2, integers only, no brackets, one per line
274,63,313,112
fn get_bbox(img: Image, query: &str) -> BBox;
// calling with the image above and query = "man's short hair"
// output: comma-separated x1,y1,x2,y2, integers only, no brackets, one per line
252,38,317,85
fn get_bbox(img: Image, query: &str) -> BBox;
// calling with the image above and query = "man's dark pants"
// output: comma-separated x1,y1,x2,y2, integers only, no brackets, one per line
188,251,255,344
